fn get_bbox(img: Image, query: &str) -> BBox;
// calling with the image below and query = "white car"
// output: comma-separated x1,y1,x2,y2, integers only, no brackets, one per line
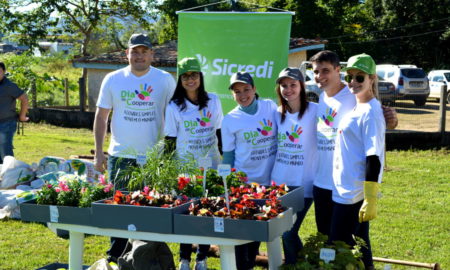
428,70,450,103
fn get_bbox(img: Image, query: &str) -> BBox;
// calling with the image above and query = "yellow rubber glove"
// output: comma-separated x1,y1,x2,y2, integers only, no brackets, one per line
359,181,380,223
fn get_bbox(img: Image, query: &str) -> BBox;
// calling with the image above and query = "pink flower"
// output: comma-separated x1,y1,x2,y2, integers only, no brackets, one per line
81,187,87,193
99,174,106,185
58,181,70,192
55,188,61,193
271,180,277,186
143,186,150,195
47,184,53,188
104,184,112,193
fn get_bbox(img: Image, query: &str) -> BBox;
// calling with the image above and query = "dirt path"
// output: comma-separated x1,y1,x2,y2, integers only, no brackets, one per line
393,99,450,132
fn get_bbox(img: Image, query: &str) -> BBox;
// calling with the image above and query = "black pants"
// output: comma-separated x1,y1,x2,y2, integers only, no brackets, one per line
330,200,373,268
312,185,333,237
235,241,260,270
179,243,210,262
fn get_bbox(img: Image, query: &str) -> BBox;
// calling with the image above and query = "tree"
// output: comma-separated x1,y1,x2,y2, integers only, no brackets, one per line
0,0,158,110
0,0,158,56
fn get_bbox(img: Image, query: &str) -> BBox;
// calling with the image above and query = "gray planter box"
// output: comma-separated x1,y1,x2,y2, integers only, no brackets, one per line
173,203,293,242
20,200,92,226
36,262,89,270
250,186,304,213
91,199,191,233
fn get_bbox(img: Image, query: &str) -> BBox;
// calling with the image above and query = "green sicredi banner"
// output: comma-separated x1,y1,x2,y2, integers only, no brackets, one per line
177,12,292,113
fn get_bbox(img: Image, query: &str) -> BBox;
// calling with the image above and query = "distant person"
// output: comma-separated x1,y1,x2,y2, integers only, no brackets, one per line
93,33,176,263
0,62,28,164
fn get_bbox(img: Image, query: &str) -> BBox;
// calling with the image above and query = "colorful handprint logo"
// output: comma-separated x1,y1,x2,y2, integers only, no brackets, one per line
286,125,303,143
321,108,338,127
257,119,273,136
196,109,212,127
134,83,153,101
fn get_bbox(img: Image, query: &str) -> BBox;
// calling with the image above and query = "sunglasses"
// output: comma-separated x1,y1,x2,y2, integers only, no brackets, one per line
181,72,200,81
344,74,366,83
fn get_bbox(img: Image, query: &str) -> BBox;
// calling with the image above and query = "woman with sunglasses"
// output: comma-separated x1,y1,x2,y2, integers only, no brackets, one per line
221,71,278,270
270,67,318,265
164,57,223,270
330,53,385,269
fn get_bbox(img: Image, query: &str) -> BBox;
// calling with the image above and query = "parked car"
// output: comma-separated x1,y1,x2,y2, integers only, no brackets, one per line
427,70,450,103
376,64,429,106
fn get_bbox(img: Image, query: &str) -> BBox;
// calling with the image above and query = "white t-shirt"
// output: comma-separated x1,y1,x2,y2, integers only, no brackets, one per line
164,93,223,169
270,103,318,198
96,66,176,158
332,98,385,204
221,99,278,185
314,86,356,190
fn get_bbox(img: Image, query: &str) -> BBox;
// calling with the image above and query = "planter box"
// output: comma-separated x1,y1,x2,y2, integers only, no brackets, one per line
36,262,89,270
20,200,92,226
91,199,190,234
173,203,293,242
250,186,304,213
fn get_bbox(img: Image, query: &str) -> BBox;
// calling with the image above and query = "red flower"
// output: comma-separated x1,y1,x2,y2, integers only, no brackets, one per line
231,168,236,172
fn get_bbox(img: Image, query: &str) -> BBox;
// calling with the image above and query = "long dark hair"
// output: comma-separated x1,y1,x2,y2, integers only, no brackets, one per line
171,72,210,111
276,80,309,123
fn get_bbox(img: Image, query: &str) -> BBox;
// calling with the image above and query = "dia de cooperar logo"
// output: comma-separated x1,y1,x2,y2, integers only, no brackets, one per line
257,119,273,136
135,84,153,101
319,107,338,127
196,109,212,127
286,125,303,143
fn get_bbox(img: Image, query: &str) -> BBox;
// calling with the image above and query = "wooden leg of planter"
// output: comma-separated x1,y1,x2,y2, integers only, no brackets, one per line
69,231,85,270
218,245,237,270
267,237,282,270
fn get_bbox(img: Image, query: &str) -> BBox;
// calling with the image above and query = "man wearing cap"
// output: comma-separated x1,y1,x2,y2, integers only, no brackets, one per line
0,62,28,164
310,51,396,269
93,33,176,262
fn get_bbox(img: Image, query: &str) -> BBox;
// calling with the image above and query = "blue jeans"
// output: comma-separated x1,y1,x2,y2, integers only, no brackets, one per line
330,200,373,268
282,197,313,264
0,120,17,164
107,156,137,190
106,156,137,262
313,185,333,237
179,243,210,262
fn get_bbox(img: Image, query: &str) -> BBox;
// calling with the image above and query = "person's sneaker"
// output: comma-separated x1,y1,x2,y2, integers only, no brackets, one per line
179,259,191,270
194,259,207,270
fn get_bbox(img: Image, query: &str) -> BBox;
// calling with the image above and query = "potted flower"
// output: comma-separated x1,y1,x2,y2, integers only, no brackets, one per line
280,233,365,270
20,174,113,226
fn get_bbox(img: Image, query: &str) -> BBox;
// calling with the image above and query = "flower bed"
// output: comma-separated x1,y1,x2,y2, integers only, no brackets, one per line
173,197,293,241
20,175,113,226
230,183,304,213
91,188,191,233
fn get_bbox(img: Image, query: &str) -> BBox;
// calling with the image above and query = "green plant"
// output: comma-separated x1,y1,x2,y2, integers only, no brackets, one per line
177,168,248,198
36,174,113,207
124,141,198,193
280,233,365,270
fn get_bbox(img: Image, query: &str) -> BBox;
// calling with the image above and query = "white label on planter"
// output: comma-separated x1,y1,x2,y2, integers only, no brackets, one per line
320,248,335,263
128,224,137,231
198,157,212,169
218,164,231,177
214,217,224,233
49,205,59,222
136,154,147,167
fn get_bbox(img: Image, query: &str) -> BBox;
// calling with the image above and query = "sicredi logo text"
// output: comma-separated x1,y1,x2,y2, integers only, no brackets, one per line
196,54,274,78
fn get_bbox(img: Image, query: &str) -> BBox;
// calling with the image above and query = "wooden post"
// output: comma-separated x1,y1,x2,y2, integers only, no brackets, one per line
439,84,447,145
64,78,69,107
31,79,37,108
78,77,85,112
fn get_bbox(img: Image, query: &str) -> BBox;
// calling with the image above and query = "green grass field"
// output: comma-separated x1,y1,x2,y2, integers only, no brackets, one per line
0,123,449,270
